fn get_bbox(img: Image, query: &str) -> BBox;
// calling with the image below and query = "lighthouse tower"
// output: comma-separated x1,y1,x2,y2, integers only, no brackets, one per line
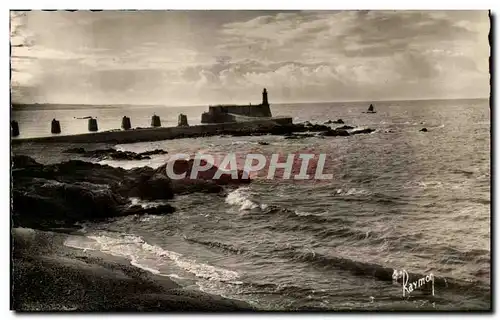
262,88,269,106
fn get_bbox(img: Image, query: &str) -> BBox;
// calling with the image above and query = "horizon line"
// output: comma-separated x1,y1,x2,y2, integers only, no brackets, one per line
11,96,490,108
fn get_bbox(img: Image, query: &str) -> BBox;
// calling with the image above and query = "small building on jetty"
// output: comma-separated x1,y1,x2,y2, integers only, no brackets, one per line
201,88,272,123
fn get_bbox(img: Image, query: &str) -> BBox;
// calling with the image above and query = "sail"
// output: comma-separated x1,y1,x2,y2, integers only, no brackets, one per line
368,104,374,112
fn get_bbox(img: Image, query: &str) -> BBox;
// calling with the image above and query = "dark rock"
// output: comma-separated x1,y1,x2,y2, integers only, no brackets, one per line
139,149,168,157
336,125,355,130
324,119,344,124
63,147,168,161
12,155,251,229
351,128,376,135
127,173,174,200
158,159,251,186
320,129,350,137
258,141,269,145
420,128,428,132
13,155,43,169
12,180,130,228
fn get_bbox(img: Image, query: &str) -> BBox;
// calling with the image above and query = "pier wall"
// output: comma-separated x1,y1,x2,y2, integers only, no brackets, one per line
11,117,293,145
201,104,272,123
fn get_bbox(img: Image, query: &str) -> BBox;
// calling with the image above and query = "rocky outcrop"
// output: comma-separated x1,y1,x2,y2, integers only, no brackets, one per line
420,128,428,132
324,119,344,124
63,147,168,161
12,156,251,229
158,159,251,186
336,125,355,130
320,129,350,137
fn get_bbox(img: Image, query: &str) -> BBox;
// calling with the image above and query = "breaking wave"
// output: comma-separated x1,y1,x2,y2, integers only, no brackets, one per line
225,187,268,211
64,233,239,282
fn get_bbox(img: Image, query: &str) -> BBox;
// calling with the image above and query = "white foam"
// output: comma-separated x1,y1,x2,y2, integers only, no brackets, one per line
129,197,169,209
225,187,267,211
334,188,371,196
66,233,239,282
130,259,161,274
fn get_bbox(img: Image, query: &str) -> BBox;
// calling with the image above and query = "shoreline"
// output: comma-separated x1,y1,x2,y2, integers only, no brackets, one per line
12,227,256,312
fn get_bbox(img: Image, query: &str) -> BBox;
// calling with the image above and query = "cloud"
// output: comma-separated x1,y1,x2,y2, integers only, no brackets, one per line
10,10,490,104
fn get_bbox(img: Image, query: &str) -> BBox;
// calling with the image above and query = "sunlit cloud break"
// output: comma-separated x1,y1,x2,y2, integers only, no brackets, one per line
10,10,490,105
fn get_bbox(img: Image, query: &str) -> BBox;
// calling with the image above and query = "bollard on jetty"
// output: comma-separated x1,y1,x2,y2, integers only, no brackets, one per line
51,118,61,134
11,120,19,137
88,118,98,132
151,114,161,127
121,116,131,130
178,114,189,127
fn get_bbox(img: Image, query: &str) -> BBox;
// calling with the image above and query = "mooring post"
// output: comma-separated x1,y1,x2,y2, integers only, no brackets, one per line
178,114,189,126
51,118,61,134
88,118,98,132
151,114,161,127
121,116,131,130
11,120,19,137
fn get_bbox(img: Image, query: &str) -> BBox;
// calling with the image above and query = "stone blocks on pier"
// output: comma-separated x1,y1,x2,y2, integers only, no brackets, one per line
122,116,132,130
51,119,61,134
178,114,189,127
88,118,98,132
151,115,161,127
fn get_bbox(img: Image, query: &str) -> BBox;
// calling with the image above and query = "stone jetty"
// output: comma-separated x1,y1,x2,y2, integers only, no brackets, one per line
13,117,293,144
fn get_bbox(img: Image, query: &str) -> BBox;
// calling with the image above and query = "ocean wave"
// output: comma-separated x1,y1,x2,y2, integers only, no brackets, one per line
225,187,268,211
65,233,239,282
267,224,372,242
249,206,355,229
334,188,372,196
277,248,489,293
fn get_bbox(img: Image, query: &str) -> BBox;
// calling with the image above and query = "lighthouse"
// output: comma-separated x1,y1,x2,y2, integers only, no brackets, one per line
262,88,269,106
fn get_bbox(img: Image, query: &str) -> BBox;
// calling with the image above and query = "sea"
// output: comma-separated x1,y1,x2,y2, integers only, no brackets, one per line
11,99,491,311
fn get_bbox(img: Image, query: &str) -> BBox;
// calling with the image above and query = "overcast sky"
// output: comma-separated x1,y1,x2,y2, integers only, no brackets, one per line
11,10,490,106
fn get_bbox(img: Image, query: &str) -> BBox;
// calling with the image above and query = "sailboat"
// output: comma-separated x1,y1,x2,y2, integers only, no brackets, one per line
364,104,377,114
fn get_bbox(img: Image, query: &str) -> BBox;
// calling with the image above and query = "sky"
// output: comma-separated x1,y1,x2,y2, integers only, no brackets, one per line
10,10,490,106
